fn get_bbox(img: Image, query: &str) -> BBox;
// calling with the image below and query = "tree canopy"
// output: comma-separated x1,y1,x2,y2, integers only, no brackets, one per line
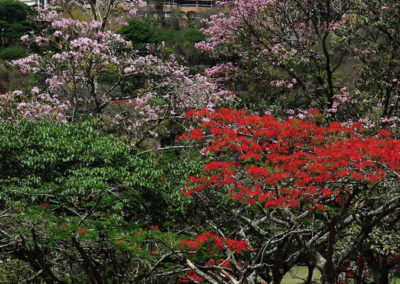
0,0,32,48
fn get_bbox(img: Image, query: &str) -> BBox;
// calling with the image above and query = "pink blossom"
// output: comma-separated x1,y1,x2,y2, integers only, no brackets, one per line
20,35,29,43
35,36,49,47
149,131,158,138
31,87,40,95
124,66,136,74
12,90,23,97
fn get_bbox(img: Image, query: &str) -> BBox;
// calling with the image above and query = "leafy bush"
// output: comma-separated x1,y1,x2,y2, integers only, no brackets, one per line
0,46,26,61
0,120,197,223
156,27,209,65
118,19,159,52
0,120,202,282
0,0,33,47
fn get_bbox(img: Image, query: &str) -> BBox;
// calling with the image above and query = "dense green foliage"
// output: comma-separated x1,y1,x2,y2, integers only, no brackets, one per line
118,19,160,52
0,0,32,49
0,120,203,282
117,19,208,65
0,120,201,224
0,45,26,60
158,27,209,66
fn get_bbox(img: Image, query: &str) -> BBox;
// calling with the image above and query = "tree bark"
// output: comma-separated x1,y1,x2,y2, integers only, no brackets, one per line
306,263,315,284
367,254,389,284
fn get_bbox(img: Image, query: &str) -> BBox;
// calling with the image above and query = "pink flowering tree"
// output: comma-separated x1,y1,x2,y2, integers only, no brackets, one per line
108,54,234,143
196,0,356,113
196,0,400,131
12,0,146,116
11,0,231,143
337,0,400,131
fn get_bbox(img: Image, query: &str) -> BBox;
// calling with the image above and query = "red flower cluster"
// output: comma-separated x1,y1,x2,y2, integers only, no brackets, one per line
189,129,204,141
180,232,250,254
178,271,204,283
180,108,400,210
75,228,88,235
150,225,159,230
180,232,224,253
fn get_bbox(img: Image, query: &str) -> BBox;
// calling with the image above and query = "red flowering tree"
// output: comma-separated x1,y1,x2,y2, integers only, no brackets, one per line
177,108,400,283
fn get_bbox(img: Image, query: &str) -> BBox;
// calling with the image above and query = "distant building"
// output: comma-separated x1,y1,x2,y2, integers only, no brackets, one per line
146,0,217,26
18,0,48,7
147,0,215,16
163,0,215,12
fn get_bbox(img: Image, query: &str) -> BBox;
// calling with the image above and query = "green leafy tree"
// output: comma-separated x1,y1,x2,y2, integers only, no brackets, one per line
0,0,32,48
0,46,26,60
157,27,209,66
0,120,201,282
118,19,159,52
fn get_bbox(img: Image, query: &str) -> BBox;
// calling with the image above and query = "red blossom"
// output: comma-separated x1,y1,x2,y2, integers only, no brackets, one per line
185,109,197,118
226,239,250,253
178,109,400,210
175,133,188,142
76,228,88,235
181,232,250,255
189,129,204,141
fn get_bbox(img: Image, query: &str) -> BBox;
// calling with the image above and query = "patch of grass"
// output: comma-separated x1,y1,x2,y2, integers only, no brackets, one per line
392,277,400,284
281,268,400,284
282,266,321,284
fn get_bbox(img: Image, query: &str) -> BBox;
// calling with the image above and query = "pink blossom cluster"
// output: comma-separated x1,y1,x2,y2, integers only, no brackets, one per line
328,88,352,114
358,117,375,129
110,55,235,140
197,0,294,55
205,62,240,84
8,0,236,142
270,78,297,89
285,108,315,120
11,54,40,74
0,89,70,124
380,116,399,129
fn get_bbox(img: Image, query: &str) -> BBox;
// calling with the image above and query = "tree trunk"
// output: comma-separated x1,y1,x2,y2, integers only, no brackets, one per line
322,220,337,284
321,266,336,284
305,264,315,284
368,254,389,284
271,266,284,284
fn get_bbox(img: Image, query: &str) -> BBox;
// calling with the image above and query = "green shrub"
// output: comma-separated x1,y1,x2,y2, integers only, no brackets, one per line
118,19,159,52
0,0,33,47
0,46,26,61
0,120,204,282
